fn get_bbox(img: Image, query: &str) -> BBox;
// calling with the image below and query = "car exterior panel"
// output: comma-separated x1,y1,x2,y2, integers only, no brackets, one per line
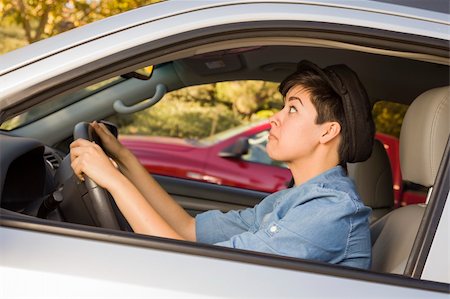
1,224,448,298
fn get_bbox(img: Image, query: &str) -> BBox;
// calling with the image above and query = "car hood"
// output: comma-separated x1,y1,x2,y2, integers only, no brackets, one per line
119,135,200,152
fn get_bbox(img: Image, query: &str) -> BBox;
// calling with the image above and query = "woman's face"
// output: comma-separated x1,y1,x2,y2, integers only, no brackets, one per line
266,85,324,164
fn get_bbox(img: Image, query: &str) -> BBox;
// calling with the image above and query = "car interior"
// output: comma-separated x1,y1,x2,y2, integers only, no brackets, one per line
371,86,449,274
0,38,449,279
348,139,395,223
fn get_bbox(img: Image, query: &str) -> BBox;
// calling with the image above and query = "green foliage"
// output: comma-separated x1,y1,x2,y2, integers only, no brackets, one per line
111,97,243,139
0,0,162,48
110,81,284,139
0,25,27,54
372,101,408,138
216,81,283,117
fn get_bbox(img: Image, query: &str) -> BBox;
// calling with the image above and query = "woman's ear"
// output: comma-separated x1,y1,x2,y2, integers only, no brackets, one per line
319,122,341,144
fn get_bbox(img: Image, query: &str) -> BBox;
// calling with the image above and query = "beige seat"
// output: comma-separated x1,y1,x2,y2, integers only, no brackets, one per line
348,139,395,223
370,86,449,274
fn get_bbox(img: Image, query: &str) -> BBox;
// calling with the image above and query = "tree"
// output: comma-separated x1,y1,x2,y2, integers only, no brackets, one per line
372,101,408,138
108,81,282,138
0,0,161,44
216,81,282,118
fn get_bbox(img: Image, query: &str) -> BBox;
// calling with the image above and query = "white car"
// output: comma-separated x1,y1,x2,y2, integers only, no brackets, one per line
0,0,449,298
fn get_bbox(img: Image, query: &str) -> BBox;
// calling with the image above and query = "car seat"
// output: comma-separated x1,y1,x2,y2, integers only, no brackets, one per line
370,86,449,274
348,139,395,223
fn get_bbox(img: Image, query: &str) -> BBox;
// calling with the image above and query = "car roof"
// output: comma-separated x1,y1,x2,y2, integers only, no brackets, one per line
0,0,448,77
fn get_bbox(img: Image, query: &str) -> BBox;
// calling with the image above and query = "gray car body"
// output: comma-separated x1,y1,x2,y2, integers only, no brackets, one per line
0,0,449,297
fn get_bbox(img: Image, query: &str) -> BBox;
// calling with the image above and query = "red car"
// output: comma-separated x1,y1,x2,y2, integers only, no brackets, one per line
375,133,427,207
120,122,427,204
120,121,291,193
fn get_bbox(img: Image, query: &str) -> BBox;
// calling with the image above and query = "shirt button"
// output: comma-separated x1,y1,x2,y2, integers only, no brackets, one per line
270,225,278,233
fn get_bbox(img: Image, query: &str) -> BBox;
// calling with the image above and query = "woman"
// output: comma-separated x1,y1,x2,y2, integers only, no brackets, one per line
70,60,375,269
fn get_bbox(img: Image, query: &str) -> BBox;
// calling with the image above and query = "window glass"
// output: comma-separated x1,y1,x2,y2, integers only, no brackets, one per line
110,84,428,201
242,130,287,168
372,100,427,207
112,81,282,138
110,80,290,193
0,76,123,131
372,100,408,138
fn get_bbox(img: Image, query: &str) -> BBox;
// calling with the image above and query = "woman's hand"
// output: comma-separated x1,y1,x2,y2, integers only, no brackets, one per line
91,121,127,163
70,138,122,190
70,135,190,240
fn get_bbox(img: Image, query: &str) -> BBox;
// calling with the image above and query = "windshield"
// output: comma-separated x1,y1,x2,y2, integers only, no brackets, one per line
0,76,124,131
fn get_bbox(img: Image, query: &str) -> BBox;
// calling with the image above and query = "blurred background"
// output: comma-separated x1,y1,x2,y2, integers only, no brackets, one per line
0,0,161,54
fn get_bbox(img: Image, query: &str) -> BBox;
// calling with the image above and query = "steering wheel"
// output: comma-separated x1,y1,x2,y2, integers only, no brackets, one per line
67,121,132,231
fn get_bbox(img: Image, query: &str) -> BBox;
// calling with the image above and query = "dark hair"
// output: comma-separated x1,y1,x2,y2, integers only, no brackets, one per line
279,70,349,167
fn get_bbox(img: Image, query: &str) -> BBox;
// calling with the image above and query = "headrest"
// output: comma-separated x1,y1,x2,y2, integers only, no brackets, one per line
400,86,450,187
296,60,375,163
348,139,394,210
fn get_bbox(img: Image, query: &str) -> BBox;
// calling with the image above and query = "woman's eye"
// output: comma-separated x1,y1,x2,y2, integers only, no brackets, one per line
289,106,297,113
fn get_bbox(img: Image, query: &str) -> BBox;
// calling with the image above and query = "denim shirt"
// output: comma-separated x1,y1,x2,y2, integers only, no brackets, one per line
195,166,372,269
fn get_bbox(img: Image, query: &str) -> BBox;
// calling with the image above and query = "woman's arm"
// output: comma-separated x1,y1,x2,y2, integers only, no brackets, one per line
111,143,196,241
70,122,196,241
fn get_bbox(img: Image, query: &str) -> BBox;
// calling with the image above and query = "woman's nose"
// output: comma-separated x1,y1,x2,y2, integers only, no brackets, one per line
269,111,281,128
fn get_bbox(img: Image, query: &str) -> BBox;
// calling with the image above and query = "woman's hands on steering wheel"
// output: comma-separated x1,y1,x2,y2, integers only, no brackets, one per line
69,121,193,238
70,139,119,189
66,121,133,230
90,121,127,164
70,121,124,190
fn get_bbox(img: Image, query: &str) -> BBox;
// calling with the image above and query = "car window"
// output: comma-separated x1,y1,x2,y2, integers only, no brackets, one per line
372,100,408,139
201,122,264,145
372,100,428,207
0,76,124,131
113,84,425,195
113,80,282,138
111,80,288,192
241,130,287,168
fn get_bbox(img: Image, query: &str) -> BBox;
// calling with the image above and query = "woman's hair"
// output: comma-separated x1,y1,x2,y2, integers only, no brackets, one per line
278,70,349,167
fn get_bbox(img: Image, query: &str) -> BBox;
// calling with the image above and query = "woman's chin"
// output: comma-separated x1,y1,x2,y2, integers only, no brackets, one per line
266,147,279,161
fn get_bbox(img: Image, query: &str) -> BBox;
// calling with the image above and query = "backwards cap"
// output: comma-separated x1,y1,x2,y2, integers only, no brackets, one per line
296,60,375,163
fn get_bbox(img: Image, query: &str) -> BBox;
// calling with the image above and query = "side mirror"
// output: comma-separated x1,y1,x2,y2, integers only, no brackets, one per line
219,137,249,158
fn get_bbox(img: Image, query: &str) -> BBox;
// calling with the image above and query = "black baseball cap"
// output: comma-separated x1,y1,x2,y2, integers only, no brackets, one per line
295,60,375,163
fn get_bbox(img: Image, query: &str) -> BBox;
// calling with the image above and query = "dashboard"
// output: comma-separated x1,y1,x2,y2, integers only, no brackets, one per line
0,133,65,220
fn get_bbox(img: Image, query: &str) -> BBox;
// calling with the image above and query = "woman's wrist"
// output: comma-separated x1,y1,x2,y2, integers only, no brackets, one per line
115,146,139,172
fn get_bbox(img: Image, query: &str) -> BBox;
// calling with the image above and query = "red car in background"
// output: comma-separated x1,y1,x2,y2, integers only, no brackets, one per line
375,133,428,207
120,122,427,204
120,121,291,193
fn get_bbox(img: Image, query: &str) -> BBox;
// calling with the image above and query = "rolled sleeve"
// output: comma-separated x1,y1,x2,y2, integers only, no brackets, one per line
195,206,257,244
214,214,347,262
